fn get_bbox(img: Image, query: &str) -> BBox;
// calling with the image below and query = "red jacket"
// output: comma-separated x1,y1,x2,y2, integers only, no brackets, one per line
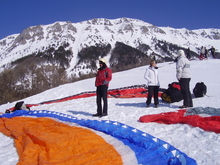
95,67,112,87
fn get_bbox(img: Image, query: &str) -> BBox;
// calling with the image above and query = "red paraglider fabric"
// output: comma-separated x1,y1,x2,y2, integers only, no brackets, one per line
6,86,164,112
139,109,220,133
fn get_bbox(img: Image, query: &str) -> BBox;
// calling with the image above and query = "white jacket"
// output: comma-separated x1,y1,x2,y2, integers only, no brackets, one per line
176,55,191,80
144,66,160,86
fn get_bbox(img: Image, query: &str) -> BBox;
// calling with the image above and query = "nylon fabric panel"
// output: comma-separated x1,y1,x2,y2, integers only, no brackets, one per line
139,109,220,133
0,117,123,165
6,85,165,112
0,110,197,165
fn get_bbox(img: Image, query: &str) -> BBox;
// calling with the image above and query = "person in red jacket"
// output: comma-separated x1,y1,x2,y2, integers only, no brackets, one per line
93,58,112,117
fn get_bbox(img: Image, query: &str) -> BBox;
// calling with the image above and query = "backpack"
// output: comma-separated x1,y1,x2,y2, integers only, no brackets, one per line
193,82,207,98
5,101,30,113
161,82,183,103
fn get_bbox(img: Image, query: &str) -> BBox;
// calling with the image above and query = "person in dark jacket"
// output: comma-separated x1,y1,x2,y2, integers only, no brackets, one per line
204,47,208,59
208,46,216,58
186,48,191,60
93,58,112,117
176,50,193,108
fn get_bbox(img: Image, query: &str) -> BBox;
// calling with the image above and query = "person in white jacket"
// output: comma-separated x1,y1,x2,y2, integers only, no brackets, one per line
176,49,193,108
144,60,160,108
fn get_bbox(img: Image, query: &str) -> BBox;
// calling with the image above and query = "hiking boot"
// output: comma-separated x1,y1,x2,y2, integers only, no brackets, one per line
92,113,102,117
155,105,158,108
102,113,108,117
146,105,150,108
179,105,187,108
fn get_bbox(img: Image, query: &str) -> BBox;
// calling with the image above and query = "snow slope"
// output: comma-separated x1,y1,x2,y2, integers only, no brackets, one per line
0,58,220,165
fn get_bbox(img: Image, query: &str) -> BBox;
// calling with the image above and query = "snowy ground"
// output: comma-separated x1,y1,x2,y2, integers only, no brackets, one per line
1,59,220,165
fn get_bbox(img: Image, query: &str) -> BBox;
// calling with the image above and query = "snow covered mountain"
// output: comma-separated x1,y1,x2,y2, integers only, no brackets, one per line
0,17,220,76
0,17,220,105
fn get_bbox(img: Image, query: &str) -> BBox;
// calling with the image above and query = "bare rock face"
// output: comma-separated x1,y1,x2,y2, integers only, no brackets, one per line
14,25,44,45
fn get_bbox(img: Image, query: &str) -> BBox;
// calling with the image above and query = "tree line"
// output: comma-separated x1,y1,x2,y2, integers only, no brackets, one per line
0,56,69,105
0,41,194,105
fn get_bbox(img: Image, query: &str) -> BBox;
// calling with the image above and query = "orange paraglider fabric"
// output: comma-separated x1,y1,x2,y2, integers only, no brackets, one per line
0,117,123,165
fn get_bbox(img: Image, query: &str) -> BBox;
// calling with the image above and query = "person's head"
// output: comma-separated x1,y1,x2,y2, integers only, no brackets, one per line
99,58,107,68
177,49,185,57
150,60,157,67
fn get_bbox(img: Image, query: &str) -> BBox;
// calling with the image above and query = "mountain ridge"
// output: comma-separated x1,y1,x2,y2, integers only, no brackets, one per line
1,17,219,73
0,17,219,104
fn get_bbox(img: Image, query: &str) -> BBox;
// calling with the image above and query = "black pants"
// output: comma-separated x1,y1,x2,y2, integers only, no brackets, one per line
211,52,216,58
179,78,193,107
96,85,108,115
146,86,159,105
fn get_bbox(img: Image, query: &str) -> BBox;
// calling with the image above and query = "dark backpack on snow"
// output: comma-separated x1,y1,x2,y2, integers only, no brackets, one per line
161,82,183,103
193,82,207,98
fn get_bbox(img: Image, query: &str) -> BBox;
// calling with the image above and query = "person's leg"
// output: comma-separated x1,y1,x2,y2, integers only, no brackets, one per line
101,85,108,115
187,79,193,107
146,86,153,106
179,78,193,107
95,86,102,115
153,86,159,106
212,52,216,58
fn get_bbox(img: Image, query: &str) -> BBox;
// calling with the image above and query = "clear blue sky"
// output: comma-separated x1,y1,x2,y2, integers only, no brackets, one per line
0,0,219,39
